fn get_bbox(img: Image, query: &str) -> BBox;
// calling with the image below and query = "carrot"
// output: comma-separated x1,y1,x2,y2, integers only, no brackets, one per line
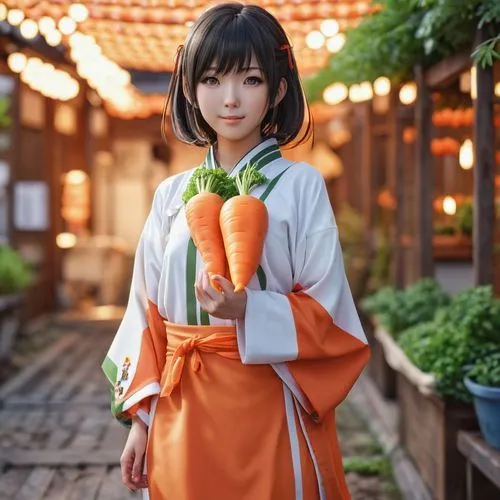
220,165,268,292
183,166,236,289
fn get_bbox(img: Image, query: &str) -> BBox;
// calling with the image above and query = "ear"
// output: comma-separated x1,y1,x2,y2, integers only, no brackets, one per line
273,78,288,107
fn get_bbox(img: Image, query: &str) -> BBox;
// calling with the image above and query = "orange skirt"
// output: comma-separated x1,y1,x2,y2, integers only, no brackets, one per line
145,321,322,500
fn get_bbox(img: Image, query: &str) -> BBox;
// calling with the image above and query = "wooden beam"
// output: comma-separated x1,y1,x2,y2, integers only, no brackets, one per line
360,102,374,236
424,51,471,89
473,26,495,286
414,66,434,279
387,91,405,287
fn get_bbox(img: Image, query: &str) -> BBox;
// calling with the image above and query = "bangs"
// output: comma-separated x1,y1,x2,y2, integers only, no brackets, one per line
190,14,268,81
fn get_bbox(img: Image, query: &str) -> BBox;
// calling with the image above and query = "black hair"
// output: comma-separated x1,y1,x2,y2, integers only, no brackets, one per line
162,2,312,148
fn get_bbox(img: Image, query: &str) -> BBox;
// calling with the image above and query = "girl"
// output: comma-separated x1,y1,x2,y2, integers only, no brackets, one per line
103,3,370,499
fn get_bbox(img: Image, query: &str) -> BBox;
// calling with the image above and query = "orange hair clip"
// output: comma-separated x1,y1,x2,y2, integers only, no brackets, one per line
280,44,294,70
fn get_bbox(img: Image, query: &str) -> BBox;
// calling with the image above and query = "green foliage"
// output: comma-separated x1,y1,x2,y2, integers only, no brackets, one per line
434,224,456,235
399,286,500,402
362,286,405,335
235,164,268,195
467,352,500,387
456,201,473,236
304,0,500,101
435,286,500,344
0,96,12,129
0,246,32,295
472,34,500,67
182,165,238,204
362,278,449,336
343,456,391,476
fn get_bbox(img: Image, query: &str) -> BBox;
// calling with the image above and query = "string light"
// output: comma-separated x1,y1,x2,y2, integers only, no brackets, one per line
323,83,348,105
69,4,90,23
399,83,417,105
306,31,325,50
373,77,391,97
459,139,474,170
442,196,457,216
19,19,39,39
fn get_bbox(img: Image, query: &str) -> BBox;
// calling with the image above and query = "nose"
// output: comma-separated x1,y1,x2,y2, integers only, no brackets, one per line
223,83,239,108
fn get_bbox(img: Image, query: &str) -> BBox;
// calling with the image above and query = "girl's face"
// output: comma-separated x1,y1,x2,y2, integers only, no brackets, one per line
195,55,281,145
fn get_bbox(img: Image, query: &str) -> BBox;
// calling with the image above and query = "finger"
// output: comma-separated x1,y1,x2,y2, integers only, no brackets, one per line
135,474,149,489
121,452,136,490
201,271,221,300
132,448,144,484
195,282,214,311
212,275,236,295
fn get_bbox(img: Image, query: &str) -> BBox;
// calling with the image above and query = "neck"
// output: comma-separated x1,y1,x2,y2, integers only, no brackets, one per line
214,134,263,173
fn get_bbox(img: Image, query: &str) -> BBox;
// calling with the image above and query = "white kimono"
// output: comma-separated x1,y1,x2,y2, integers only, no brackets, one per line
103,138,370,500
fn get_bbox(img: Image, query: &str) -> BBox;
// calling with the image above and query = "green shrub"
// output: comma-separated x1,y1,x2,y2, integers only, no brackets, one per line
0,246,32,295
399,286,500,402
361,278,449,337
467,352,500,388
456,201,473,237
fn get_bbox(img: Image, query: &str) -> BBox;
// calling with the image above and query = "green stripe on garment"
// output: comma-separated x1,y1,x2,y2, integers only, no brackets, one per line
102,355,118,385
251,145,279,167
200,308,210,325
186,238,198,325
256,266,267,290
251,164,291,291
260,166,292,202
208,144,280,172
255,150,281,171
102,356,127,421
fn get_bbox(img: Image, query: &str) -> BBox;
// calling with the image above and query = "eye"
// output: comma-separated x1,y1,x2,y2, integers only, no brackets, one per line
201,76,219,86
245,76,264,86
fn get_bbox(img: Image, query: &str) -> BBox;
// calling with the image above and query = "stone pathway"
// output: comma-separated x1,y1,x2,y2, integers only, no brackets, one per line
0,314,401,499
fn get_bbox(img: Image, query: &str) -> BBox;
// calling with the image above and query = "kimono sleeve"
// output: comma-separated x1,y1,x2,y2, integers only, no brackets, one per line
102,185,168,426
236,170,370,422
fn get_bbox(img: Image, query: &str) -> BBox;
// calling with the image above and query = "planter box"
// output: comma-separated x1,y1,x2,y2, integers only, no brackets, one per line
398,373,479,500
376,326,479,500
0,293,24,376
367,322,397,399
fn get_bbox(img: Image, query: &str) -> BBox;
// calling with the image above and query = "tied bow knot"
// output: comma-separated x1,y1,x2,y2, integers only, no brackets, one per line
160,332,240,397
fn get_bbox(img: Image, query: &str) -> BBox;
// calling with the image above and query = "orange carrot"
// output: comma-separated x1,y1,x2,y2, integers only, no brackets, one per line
219,165,268,292
183,166,235,290
186,192,227,288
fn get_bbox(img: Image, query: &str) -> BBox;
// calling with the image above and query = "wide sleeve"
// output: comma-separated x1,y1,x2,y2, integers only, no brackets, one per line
102,184,169,426
236,170,370,422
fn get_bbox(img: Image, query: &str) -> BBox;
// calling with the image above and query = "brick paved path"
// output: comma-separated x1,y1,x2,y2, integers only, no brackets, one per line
0,318,136,500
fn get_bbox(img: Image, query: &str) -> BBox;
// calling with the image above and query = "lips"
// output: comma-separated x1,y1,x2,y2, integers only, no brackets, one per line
221,116,244,121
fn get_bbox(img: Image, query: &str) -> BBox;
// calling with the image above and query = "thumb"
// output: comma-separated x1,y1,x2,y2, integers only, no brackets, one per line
212,275,235,294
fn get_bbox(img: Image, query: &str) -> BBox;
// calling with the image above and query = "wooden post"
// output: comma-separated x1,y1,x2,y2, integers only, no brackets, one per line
473,26,495,286
414,65,434,278
360,101,374,248
387,90,405,287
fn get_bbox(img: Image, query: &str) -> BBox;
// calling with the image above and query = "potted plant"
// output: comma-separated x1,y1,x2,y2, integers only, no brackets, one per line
465,353,500,450
0,245,31,376
395,286,500,500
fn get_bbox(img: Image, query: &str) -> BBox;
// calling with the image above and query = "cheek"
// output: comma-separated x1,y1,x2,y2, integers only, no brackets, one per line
253,89,270,116
195,87,213,113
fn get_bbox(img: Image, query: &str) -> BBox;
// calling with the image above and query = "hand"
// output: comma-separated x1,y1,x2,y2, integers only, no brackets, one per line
195,270,247,320
120,418,148,491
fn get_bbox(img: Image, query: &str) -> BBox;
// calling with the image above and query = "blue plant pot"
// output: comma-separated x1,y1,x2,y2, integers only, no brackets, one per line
464,377,500,450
